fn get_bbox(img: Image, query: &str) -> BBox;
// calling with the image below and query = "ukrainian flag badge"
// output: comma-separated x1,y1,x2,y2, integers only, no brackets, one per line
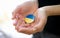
24,14,35,24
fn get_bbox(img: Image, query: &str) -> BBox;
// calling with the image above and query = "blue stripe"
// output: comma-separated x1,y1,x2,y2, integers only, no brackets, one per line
26,14,35,19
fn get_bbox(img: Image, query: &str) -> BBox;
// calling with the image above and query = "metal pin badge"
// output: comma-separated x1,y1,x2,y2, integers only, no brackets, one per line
24,14,35,24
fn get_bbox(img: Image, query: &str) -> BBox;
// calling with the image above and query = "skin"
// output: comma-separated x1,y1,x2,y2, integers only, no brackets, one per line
12,0,60,35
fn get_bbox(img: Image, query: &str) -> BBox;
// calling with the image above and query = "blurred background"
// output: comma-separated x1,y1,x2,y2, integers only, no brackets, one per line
0,0,32,38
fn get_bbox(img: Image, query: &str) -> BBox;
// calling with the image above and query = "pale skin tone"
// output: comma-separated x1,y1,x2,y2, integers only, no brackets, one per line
12,0,60,35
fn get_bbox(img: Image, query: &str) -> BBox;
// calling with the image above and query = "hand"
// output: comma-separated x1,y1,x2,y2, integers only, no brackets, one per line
12,1,47,35
12,1,38,19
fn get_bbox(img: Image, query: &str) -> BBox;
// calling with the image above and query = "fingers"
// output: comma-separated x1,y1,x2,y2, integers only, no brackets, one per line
13,19,18,26
12,1,38,19
30,9,47,33
33,16,47,32
15,17,40,34
12,5,24,20
13,14,24,26
16,26,37,35
15,19,36,34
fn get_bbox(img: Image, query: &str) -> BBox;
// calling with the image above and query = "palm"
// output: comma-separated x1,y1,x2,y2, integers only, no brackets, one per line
12,1,47,34
12,1,38,28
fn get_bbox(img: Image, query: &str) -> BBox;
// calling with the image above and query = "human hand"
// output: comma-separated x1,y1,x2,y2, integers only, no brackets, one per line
12,1,47,35
12,1,38,19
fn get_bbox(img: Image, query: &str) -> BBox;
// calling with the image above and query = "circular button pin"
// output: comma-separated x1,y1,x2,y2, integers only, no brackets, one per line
24,14,35,24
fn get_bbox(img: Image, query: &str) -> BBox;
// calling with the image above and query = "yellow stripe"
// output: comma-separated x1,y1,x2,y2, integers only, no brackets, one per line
24,18,34,23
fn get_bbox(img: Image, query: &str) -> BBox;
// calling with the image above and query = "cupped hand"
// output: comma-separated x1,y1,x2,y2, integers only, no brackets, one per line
12,1,47,35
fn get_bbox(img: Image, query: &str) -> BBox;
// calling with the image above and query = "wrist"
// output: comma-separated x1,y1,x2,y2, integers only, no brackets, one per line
40,6,52,17
38,7,48,17
41,5,60,16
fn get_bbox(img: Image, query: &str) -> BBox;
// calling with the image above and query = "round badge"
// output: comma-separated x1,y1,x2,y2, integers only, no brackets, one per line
24,14,35,24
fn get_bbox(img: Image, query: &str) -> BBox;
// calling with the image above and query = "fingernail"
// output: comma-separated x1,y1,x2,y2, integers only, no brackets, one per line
13,19,17,26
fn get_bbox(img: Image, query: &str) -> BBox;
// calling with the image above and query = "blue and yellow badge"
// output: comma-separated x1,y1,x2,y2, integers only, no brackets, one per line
24,14,35,24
